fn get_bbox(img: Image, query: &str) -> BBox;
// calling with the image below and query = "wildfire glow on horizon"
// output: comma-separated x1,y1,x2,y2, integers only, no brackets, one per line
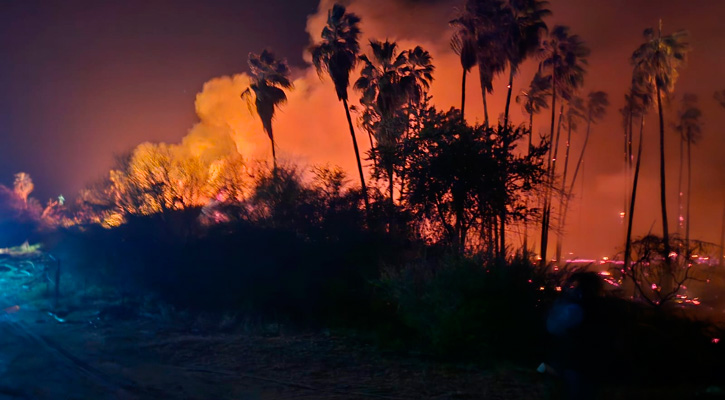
0,0,724,259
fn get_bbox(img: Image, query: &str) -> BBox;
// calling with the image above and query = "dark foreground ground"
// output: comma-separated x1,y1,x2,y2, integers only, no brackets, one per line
0,302,722,400
0,303,553,400
0,251,722,399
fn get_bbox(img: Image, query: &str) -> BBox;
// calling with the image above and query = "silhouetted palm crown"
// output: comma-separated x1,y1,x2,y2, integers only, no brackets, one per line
539,25,589,101
309,4,361,102
242,50,293,145
516,72,551,117
631,26,689,96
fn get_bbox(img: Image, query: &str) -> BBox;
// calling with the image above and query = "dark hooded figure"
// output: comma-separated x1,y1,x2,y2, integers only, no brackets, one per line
546,271,605,400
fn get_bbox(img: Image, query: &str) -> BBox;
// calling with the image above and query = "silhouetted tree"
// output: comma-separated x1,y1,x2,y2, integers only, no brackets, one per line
554,95,584,262
515,72,550,258
241,50,293,170
501,0,550,127
516,72,551,149
716,89,725,265
556,91,608,262
631,21,690,257
673,93,702,257
355,40,432,211
465,0,508,127
624,85,653,276
310,4,369,212
450,11,478,121
537,25,589,264
405,107,547,256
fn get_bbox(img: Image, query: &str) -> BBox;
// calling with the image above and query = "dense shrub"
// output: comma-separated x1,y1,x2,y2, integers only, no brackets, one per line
375,256,551,362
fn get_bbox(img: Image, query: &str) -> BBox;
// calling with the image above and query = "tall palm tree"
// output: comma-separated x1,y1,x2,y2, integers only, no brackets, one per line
241,50,293,170
515,72,550,258
620,92,638,225
674,93,702,257
716,90,725,266
537,25,589,264
567,91,608,200
624,84,653,275
354,40,413,207
554,96,584,262
399,46,435,200
402,46,435,105
450,12,478,121
465,0,508,127
631,21,690,257
501,0,550,127
309,3,369,212
516,72,551,149
556,91,608,262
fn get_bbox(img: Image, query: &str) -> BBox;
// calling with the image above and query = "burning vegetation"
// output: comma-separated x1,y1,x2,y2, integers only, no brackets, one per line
1,1,725,398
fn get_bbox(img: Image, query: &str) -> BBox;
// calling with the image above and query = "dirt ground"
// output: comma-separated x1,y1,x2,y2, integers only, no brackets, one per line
0,253,720,399
0,303,554,400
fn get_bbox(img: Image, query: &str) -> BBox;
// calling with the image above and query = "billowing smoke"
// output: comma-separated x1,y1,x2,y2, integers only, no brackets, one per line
114,0,724,258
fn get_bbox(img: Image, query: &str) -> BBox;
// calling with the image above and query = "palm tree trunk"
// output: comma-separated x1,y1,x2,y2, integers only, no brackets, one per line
628,113,633,167
269,128,277,172
367,130,377,170
719,198,725,267
685,136,691,258
624,115,645,273
624,112,630,228
540,79,557,266
568,114,592,206
523,110,534,260
398,102,413,204
503,68,514,127
499,212,506,262
529,111,534,149
677,137,684,238
343,98,369,213
656,85,671,257
479,67,489,127
461,68,467,121
555,116,574,263
552,104,565,170
544,103,564,261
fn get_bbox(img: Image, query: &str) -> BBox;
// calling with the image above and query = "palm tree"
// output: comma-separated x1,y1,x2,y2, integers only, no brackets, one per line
624,84,653,276
402,46,435,105
556,91,608,262
716,90,725,266
465,0,508,127
501,0,550,127
537,25,589,264
450,12,478,121
309,3,369,212
674,93,702,257
241,50,293,170
631,20,690,257
620,92,638,225
554,96,584,262
399,46,435,200
354,40,413,207
516,72,551,155
515,72,550,258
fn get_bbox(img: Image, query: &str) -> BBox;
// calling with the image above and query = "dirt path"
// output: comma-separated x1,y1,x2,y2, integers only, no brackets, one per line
0,306,549,400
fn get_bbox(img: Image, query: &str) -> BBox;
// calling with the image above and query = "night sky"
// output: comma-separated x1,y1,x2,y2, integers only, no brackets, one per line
1,0,724,257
